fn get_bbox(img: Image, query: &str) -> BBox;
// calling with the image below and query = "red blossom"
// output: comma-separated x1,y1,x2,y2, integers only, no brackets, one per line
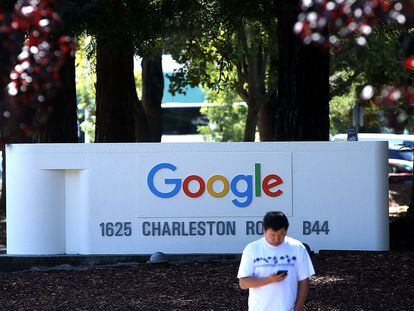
295,0,402,47
0,0,75,142
297,1,414,108
368,85,414,106
403,55,414,70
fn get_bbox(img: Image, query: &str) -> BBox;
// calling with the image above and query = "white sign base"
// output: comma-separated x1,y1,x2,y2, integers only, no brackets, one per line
6,142,389,254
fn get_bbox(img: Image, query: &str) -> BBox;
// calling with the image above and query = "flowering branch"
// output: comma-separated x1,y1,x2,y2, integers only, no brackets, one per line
295,0,414,107
1,0,75,143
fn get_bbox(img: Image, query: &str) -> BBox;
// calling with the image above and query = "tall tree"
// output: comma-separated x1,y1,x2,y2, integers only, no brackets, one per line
257,22,278,141
87,0,181,142
84,1,141,143
274,1,330,141
95,37,139,142
235,23,269,141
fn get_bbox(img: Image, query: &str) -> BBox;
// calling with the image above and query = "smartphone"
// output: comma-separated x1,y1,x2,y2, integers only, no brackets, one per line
276,270,288,276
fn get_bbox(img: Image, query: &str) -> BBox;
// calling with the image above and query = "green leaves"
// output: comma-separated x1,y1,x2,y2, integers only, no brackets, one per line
76,35,96,142
198,85,245,142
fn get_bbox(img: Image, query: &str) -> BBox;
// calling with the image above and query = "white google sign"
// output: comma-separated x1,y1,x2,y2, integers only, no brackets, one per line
6,142,389,255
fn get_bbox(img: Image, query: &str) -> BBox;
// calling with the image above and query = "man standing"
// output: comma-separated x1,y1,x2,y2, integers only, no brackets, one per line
238,211,314,311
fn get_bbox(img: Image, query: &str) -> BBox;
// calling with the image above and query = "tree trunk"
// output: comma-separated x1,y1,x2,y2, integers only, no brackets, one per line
36,55,78,143
258,39,278,141
244,102,259,142
236,24,267,142
275,1,330,141
95,37,142,143
135,100,149,142
258,92,276,141
142,54,164,142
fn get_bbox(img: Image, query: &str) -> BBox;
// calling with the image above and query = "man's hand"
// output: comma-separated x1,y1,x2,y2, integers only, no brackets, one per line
239,272,287,289
267,272,288,283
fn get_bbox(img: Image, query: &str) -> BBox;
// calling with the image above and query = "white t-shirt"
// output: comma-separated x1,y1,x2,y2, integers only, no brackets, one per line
237,236,315,311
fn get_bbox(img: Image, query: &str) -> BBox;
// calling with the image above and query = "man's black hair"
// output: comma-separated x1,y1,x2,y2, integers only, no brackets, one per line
263,211,289,231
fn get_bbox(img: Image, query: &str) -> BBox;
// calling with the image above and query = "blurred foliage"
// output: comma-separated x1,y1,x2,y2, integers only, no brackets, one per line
76,35,96,142
331,24,406,93
330,23,414,134
198,86,246,142
329,90,354,135
134,70,142,100
330,78,383,135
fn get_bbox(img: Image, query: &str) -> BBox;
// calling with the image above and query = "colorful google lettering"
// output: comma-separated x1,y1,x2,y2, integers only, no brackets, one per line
147,163,284,208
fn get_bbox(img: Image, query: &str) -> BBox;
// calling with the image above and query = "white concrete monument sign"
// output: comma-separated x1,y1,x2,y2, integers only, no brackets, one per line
6,142,389,255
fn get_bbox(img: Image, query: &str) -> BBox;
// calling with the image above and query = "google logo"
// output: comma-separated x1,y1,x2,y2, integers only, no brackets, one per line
147,163,284,208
